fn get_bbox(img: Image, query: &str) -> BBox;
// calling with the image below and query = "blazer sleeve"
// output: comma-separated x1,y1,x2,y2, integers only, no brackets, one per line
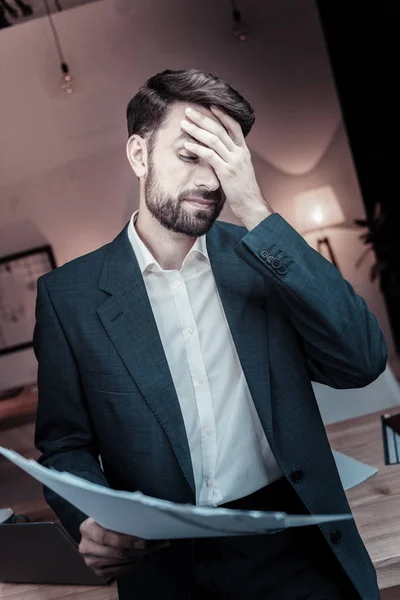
234,212,388,389
33,275,111,543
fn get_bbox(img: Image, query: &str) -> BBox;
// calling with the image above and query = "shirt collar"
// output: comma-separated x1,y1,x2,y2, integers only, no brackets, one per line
127,209,210,274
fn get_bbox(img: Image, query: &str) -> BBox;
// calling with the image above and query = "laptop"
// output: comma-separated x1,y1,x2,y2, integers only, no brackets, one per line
0,521,109,585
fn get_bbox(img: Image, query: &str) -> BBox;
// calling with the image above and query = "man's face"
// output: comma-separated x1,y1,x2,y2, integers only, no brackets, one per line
143,103,226,237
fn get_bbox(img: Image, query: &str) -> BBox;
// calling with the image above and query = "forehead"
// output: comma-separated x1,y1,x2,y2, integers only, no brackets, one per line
158,102,222,145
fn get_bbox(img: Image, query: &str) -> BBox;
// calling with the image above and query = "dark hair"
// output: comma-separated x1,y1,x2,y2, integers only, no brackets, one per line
126,69,255,155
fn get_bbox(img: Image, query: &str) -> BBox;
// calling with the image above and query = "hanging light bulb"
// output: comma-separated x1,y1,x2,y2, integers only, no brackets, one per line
44,0,76,94
60,62,76,94
231,0,249,41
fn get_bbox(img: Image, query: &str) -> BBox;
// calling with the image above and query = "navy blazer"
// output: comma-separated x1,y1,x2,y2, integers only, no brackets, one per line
33,213,387,599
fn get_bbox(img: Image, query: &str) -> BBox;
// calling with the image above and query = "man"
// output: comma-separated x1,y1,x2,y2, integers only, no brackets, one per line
33,68,387,599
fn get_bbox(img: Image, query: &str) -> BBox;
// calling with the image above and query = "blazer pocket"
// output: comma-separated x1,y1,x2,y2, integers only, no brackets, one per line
80,368,137,394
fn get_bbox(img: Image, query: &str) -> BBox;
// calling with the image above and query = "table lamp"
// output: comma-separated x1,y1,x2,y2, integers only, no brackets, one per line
293,186,346,272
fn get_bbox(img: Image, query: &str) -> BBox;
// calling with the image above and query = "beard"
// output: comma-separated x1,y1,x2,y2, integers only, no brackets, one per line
144,161,224,237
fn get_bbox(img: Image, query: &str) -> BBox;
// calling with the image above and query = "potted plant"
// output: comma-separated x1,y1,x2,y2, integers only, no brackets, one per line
354,200,400,353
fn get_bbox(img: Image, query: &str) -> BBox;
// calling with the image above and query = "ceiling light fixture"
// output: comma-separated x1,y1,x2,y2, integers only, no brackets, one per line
230,0,249,41
43,0,75,94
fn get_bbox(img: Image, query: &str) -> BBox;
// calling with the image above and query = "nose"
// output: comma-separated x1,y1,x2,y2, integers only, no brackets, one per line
194,163,220,194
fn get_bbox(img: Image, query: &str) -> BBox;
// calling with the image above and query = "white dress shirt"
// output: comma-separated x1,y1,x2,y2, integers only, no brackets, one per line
127,210,283,506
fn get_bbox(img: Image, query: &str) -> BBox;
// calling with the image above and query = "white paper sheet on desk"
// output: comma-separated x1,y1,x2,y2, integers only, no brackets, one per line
331,449,378,491
0,446,353,539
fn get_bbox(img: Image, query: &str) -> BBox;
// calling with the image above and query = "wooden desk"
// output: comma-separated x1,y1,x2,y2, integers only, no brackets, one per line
326,406,400,591
0,390,399,598
0,582,117,599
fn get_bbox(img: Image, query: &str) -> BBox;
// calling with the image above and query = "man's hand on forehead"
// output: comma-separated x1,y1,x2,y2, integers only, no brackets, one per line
180,106,272,226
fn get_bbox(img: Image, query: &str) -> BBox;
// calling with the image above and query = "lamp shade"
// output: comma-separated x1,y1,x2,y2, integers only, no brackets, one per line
293,186,346,234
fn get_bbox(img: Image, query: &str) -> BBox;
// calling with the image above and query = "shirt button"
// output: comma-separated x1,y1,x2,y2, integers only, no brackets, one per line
206,479,212,488
290,468,304,484
199,377,204,384
204,427,211,435
176,281,181,288
187,328,193,334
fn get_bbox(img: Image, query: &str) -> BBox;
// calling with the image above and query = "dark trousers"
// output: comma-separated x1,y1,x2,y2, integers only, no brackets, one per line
191,477,360,599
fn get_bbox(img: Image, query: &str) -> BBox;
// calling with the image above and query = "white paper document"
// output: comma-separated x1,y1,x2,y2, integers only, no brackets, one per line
331,449,378,491
0,446,353,539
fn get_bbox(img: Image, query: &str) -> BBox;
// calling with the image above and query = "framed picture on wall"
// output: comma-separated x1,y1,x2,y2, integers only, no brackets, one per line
0,245,57,356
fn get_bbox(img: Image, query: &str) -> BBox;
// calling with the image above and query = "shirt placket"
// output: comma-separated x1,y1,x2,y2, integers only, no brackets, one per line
171,272,218,506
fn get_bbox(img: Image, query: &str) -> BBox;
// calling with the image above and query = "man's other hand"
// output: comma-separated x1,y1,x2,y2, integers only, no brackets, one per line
79,517,171,580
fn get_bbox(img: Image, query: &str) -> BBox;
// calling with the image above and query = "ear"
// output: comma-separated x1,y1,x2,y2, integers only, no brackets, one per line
126,135,148,178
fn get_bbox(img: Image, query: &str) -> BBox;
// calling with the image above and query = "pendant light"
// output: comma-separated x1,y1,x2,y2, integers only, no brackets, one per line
43,0,75,94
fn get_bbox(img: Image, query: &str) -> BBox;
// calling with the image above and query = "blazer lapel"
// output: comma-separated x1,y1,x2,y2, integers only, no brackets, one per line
96,223,196,497
96,221,274,500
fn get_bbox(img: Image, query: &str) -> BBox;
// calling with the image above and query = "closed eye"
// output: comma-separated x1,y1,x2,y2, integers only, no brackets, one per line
178,154,198,162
